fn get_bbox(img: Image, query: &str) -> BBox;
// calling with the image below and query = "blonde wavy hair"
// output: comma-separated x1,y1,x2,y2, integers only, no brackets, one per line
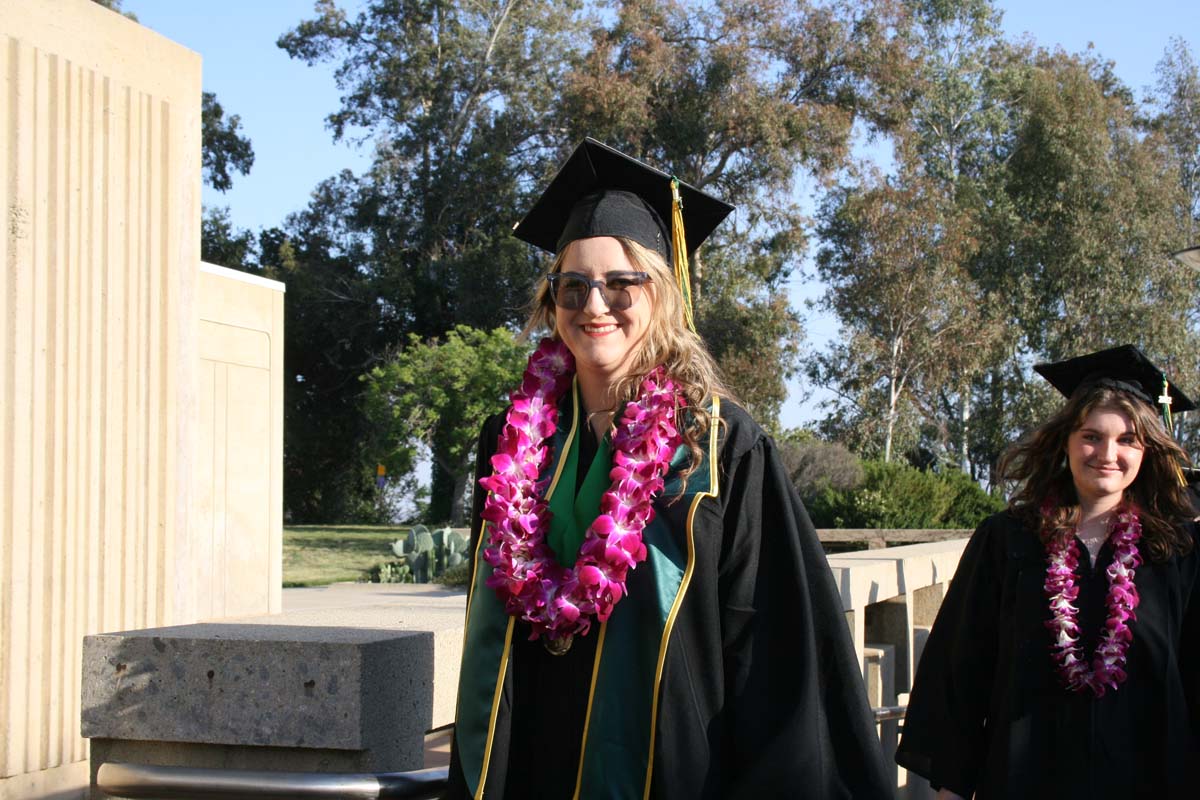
521,236,733,480
998,386,1195,562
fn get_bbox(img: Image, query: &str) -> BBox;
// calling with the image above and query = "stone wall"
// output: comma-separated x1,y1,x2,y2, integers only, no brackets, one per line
2,5,286,798
1,2,202,796
194,264,285,618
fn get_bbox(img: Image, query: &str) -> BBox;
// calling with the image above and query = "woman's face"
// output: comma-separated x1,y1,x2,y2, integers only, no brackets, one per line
554,236,654,385
1066,406,1144,508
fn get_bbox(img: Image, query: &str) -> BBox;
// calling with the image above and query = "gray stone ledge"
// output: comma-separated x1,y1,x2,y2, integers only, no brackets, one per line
82,623,434,756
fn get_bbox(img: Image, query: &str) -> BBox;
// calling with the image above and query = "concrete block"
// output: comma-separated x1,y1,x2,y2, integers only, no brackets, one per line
866,596,912,693
82,622,433,771
863,644,897,754
912,583,946,627
232,586,466,729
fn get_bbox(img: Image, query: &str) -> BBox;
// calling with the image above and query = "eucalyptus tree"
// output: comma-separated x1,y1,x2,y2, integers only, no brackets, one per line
813,170,990,462
989,48,1200,450
892,0,1013,470
555,0,917,425
1145,38,1200,455
811,0,1010,468
1146,37,1200,249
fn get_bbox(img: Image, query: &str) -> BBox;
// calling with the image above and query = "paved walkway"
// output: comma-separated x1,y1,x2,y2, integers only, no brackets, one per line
282,580,467,611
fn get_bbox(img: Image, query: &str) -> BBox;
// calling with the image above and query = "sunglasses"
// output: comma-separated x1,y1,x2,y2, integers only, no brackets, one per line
545,271,651,311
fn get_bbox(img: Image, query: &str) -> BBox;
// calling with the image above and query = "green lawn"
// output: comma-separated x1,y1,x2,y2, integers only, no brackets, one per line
283,525,410,587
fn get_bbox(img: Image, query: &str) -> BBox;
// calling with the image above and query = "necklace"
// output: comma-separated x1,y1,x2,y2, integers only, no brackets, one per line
1043,506,1142,696
478,338,683,653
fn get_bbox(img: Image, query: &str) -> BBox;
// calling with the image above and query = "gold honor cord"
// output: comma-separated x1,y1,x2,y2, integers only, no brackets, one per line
670,178,696,333
1161,379,1186,487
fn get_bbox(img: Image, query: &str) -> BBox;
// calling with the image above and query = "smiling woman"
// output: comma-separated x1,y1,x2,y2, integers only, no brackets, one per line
1066,407,1145,520
444,139,892,799
896,345,1200,799
551,237,655,413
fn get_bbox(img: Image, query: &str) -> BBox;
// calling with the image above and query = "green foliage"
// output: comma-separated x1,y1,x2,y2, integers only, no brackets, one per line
363,327,531,523
558,0,916,425
201,91,255,192
278,0,587,340
257,2,1200,518
274,1,591,520
201,206,258,270
1146,37,1200,245
812,16,1200,479
805,460,1003,530
272,203,391,524
90,0,137,22
366,526,472,584
439,561,472,588
367,561,413,583
813,171,1003,462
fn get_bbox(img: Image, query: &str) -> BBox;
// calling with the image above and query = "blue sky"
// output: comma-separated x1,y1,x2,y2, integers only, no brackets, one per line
129,0,1199,429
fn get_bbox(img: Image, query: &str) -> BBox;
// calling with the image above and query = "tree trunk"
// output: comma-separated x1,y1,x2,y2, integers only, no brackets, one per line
428,459,454,524
449,470,469,527
885,376,898,464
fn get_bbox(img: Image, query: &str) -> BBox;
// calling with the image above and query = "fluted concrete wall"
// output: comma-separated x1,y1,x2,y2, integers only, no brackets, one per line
1,1,202,796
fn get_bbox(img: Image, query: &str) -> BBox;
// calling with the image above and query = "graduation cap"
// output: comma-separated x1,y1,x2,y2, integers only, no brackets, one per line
513,138,734,330
1033,344,1196,415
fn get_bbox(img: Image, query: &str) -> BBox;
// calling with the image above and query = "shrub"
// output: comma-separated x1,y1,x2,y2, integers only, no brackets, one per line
779,437,865,496
805,459,1002,529
439,561,471,588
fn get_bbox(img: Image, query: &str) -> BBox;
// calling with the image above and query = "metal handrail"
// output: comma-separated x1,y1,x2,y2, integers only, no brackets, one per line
96,762,448,799
873,704,907,723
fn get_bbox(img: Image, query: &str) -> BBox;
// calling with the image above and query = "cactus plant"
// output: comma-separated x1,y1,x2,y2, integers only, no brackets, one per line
410,551,429,583
407,524,429,554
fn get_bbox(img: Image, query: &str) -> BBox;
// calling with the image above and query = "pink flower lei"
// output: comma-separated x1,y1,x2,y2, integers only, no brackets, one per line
1043,505,1142,697
478,338,683,645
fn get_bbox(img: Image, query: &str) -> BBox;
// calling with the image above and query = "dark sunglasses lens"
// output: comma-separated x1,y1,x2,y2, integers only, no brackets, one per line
605,281,634,310
554,276,590,310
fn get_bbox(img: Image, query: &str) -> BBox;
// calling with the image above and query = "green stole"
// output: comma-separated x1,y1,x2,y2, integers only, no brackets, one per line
455,382,717,799
546,408,611,567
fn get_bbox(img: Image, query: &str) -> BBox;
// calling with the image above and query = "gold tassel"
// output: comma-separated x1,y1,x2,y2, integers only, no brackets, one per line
670,178,696,333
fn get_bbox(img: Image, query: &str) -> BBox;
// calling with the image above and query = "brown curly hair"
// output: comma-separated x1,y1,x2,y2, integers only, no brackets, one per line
997,385,1194,562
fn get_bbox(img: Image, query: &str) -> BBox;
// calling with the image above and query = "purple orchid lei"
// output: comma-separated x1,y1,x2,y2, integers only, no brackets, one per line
478,338,683,644
1043,506,1142,697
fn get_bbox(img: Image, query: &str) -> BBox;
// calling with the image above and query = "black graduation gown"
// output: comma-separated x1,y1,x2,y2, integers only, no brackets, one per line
895,510,1200,798
445,399,891,799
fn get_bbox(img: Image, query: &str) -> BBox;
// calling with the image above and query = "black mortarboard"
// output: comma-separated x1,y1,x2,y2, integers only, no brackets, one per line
513,138,734,260
1033,344,1196,413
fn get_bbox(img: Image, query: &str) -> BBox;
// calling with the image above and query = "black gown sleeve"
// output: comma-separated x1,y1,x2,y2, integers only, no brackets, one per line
715,428,892,798
444,413,506,800
894,513,1006,797
1180,526,1200,726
